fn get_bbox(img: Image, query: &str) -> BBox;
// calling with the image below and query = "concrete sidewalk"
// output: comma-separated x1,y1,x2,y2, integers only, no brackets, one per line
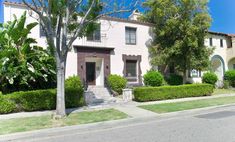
1,93,235,120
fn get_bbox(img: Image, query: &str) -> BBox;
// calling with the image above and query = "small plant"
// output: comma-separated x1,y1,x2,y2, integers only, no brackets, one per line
65,76,85,107
165,74,183,85
223,80,230,89
224,70,235,87
202,72,218,86
107,75,127,95
143,71,164,87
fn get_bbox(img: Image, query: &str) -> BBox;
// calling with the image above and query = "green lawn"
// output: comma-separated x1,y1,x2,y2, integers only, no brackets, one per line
0,109,128,135
213,89,235,95
139,96,235,113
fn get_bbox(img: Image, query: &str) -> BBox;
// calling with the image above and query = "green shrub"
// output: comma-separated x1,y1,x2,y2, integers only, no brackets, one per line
165,74,183,85
202,72,218,86
7,89,56,111
143,71,164,87
223,80,230,89
0,95,16,114
107,74,127,95
65,76,85,108
134,84,214,102
0,76,85,113
224,70,235,87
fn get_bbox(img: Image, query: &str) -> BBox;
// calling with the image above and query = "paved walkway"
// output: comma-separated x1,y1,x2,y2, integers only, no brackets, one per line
1,93,235,120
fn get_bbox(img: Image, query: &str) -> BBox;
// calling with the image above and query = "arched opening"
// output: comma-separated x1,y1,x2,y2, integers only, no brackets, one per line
211,55,225,81
228,58,235,70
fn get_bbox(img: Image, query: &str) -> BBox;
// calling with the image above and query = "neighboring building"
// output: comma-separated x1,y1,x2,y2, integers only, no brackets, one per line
189,32,235,84
3,1,235,87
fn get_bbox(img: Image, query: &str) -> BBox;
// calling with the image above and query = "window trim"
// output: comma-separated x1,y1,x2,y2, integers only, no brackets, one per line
125,27,137,45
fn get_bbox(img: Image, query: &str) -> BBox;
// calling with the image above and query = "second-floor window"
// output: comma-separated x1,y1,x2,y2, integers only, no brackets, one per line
125,27,137,45
220,39,223,47
209,38,213,46
87,25,101,41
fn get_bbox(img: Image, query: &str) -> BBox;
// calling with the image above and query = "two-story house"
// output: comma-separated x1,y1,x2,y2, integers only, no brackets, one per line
2,1,235,87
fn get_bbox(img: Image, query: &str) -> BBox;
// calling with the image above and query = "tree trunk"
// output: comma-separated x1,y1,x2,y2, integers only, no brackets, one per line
183,69,187,84
55,58,66,118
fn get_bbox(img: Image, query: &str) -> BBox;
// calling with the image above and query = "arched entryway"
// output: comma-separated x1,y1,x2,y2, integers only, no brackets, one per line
228,58,235,70
211,55,225,80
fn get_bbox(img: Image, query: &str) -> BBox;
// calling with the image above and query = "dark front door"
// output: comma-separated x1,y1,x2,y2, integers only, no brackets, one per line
86,62,96,85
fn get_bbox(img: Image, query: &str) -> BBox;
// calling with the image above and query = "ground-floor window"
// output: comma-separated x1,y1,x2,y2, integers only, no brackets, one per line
126,60,137,81
189,69,201,78
122,55,142,84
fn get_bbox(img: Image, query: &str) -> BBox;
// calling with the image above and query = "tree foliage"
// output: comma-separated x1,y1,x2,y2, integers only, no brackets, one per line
143,0,213,82
0,12,56,93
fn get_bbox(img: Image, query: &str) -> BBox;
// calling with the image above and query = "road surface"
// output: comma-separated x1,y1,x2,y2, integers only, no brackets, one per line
1,105,235,142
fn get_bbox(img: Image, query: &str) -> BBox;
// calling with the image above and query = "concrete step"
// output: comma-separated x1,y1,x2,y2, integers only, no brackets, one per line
85,86,117,106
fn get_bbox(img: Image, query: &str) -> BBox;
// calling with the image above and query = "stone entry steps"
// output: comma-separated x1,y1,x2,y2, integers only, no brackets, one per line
85,86,119,106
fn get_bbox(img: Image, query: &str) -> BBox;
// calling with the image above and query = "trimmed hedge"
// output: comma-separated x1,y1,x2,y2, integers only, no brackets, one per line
134,84,214,102
107,74,127,95
6,89,56,112
0,95,16,114
0,76,85,114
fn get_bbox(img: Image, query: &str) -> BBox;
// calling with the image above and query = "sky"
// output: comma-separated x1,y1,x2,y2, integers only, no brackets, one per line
0,0,235,34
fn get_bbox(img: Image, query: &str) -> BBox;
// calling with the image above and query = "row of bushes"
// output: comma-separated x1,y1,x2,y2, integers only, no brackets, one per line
202,70,235,88
0,76,85,114
143,71,183,87
133,84,214,102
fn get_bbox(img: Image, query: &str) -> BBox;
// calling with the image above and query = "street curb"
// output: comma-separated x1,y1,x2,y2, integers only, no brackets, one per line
1,103,235,142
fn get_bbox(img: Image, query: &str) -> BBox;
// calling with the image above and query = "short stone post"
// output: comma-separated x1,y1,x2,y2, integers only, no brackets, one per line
122,88,133,102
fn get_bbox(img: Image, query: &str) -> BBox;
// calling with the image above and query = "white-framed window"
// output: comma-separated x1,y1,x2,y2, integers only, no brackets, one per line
125,27,137,45
189,69,201,78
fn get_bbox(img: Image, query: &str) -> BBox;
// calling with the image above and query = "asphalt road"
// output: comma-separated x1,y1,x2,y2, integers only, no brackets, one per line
2,105,235,142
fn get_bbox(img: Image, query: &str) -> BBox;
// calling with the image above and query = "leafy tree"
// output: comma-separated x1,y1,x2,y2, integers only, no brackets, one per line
22,0,138,118
0,12,56,94
142,0,213,83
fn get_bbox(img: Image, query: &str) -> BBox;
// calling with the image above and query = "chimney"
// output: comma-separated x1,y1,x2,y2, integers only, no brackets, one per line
128,9,142,21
